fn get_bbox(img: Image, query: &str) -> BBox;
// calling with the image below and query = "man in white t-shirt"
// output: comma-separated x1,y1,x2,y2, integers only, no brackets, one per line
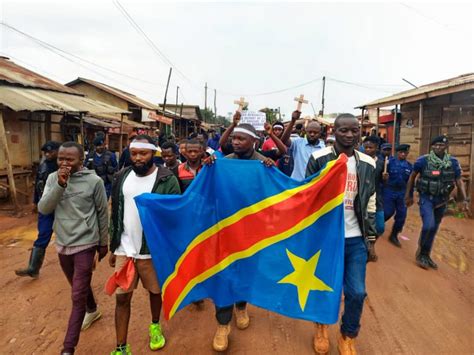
306,114,377,355
109,135,181,355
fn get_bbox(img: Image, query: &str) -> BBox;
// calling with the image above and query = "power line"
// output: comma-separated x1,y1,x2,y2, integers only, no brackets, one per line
113,0,193,86
0,22,162,98
0,22,162,86
326,77,405,94
214,76,323,97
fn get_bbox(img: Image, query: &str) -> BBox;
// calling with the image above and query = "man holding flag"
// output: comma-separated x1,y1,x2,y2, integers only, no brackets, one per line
135,113,350,353
306,113,377,355
108,135,181,355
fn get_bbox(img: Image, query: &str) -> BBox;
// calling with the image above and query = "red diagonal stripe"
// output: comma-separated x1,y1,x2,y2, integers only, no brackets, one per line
163,159,347,318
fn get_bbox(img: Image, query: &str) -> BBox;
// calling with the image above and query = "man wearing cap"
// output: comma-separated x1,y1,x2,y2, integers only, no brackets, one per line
378,143,392,161
383,144,413,247
109,135,181,355
206,117,275,352
281,111,326,181
85,137,118,199
15,141,60,279
405,136,469,269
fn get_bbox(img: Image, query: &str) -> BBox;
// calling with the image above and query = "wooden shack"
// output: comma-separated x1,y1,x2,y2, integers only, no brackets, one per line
357,73,474,211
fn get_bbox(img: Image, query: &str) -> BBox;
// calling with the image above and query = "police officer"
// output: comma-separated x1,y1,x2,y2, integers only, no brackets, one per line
15,141,60,278
383,144,413,247
379,143,392,161
405,136,469,269
85,136,118,199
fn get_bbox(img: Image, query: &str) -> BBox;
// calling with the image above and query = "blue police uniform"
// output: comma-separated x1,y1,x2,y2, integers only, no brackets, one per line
85,150,118,199
34,158,58,248
16,141,59,278
413,152,461,266
384,155,413,241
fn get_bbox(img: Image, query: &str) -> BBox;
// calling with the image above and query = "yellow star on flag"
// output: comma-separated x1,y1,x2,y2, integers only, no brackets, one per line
278,249,333,312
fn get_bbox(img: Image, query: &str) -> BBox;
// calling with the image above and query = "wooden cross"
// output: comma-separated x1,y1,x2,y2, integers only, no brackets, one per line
294,94,308,112
234,97,248,112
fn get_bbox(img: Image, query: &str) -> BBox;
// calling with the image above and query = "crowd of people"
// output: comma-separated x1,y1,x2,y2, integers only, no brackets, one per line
14,109,469,355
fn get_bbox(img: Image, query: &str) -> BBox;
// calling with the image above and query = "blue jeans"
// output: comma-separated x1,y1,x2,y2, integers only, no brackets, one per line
383,188,407,233
341,237,367,338
375,211,385,236
418,195,446,255
33,212,54,249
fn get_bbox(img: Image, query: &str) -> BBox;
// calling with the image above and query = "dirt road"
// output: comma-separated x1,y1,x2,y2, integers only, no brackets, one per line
0,208,473,354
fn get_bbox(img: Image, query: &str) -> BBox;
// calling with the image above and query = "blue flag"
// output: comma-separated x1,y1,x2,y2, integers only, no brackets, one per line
135,156,347,323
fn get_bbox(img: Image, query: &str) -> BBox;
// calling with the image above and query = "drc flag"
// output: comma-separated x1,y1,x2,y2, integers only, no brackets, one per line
135,155,347,324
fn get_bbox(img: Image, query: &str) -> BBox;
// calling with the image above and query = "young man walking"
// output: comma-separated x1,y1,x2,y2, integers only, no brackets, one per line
208,118,275,352
405,135,469,269
109,135,181,355
306,113,377,355
362,136,384,261
38,142,109,355
16,141,60,278
177,139,205,192
161,141,180,178
383,144,413,247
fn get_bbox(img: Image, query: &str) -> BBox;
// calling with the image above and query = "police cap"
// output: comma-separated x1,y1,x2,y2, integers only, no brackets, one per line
431,135,448,145
381,143,392,150
93,137,105,146
396,144,410,152
41,141,61,152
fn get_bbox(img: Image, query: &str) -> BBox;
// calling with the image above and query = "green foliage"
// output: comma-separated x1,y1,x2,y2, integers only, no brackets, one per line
260,107,280,124
201,108,231,127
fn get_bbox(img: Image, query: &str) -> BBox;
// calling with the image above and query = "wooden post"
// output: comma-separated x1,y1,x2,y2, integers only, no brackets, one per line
0,110,21,213
45,112,52,141
119,113,124,155
418,101,424,154
376,107,380,136
392,105,398,156
79,113,84,145
470,124,474,213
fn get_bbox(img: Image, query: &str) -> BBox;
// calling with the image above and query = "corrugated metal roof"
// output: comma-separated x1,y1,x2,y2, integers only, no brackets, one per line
357,73,474,109
66,77,159,110
0,57,79,95
0,86,130,114
88,113,150,129
158,104,202,121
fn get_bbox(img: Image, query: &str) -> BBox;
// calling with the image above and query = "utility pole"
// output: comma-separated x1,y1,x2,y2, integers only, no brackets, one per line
204,82,208,123
214,89,217,122
162,67,172,117
175,86,179,114
320,76,326,117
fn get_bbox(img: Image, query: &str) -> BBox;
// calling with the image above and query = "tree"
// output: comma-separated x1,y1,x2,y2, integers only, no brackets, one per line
201,108,230,127
259,107,280,124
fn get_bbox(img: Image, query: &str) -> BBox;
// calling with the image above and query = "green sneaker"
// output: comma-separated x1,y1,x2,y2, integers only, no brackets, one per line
149,323,166,350
110,344,131,355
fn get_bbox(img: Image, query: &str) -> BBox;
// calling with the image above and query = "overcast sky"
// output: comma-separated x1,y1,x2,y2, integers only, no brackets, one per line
0,1,473,119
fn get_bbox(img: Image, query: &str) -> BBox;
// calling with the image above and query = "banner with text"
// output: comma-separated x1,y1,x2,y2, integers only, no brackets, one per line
241,111,266,131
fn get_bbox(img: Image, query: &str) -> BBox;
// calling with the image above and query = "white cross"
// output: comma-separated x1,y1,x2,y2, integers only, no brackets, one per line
294,94,308,112
234,97,248,112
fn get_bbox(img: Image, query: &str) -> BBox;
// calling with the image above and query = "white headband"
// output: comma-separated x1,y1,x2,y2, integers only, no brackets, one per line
233,127,259,139
130,142,158,151
273,124,284,129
